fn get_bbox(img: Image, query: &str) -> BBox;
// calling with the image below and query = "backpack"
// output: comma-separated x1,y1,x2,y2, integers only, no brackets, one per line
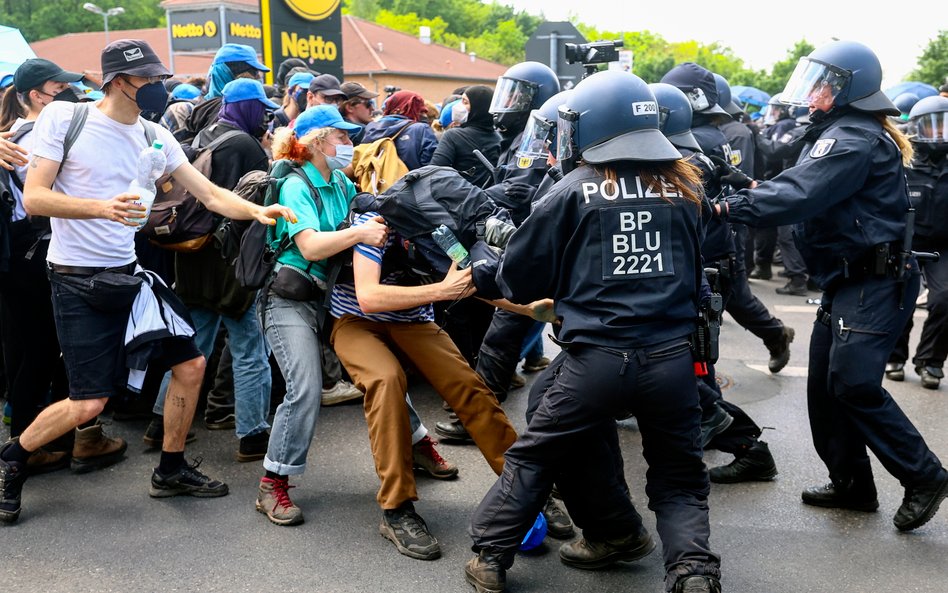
351,122,411,195
232,159,322,290
140,127,244,252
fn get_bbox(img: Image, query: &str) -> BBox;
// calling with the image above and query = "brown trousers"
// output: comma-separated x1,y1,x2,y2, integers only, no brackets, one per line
331,315,517,509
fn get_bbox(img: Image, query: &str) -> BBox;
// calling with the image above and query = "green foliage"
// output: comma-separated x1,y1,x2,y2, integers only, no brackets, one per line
1,0,164,43
910,30,948,87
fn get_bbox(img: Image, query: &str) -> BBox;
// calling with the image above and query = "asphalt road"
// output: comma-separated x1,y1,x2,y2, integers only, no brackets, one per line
2,272,948,593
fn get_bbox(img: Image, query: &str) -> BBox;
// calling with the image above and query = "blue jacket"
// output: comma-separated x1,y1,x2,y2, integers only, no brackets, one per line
361,116,438,171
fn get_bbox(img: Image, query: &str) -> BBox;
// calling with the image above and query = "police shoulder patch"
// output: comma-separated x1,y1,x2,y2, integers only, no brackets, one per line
517,156,534,169
809,138,836,158
729,149,743,166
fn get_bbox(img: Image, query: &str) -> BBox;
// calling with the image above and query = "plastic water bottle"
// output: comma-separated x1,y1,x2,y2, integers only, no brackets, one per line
127,140,166,229
431,224,471,269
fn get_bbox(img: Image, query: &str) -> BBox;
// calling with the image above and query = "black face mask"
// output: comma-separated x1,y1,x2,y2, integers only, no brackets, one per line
294,89,308,113
37,88,79,104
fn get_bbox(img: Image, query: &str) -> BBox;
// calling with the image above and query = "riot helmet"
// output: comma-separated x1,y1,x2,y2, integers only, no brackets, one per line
893,92,920,120
761,93,791,126
556,70,681,173
648,82,701,151
489,61,560,133
909,95,948,147
660,63,730,117
781,40,898,115
516,90,573,160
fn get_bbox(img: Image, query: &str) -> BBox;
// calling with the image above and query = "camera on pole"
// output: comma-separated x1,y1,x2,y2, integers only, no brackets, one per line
564,40,624,79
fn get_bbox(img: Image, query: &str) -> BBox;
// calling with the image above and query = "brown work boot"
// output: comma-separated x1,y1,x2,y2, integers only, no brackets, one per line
465,551,508,593
71,423,127,474
27,448,70,476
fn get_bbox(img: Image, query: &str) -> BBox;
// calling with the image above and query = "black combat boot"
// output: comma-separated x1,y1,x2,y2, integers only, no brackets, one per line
708,440,778,484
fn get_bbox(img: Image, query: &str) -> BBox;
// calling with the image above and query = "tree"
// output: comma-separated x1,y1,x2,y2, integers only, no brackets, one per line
910,30,948,87
0,0,164,43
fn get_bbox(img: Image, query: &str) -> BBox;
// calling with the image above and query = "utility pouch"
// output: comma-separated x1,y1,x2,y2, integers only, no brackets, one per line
270,265,321,301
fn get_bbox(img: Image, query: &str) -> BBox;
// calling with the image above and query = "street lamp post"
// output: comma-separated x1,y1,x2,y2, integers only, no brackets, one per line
82,3,125,46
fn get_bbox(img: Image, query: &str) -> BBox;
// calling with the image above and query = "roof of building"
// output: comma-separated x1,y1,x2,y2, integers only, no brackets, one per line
29,16,507,82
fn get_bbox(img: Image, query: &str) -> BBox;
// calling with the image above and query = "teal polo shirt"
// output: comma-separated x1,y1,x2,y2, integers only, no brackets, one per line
273,162,356,281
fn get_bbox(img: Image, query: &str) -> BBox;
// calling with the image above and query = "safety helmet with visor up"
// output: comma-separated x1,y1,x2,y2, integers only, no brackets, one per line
555,70,681,174
909,95,948,146
489,61,560,132
781,40,898,116
648,82,700,152
516,90,573,160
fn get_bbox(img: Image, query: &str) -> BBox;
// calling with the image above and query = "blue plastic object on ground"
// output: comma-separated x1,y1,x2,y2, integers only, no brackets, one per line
520,512,548,551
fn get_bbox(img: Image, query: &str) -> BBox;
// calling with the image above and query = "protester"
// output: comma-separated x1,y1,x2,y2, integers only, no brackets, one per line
362,90,438,170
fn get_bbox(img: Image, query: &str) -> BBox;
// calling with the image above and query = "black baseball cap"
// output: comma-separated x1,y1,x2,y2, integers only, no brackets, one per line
13,58,84,93
100,39,171,86
341,81,378,100
309,74,345,97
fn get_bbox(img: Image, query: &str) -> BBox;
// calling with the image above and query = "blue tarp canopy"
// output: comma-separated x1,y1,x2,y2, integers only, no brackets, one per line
0,25,36,75
731,85,771,107
884,81,939,101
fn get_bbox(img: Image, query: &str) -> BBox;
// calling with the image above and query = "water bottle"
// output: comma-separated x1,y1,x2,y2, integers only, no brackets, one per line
431,224,471,269
127,140,166,229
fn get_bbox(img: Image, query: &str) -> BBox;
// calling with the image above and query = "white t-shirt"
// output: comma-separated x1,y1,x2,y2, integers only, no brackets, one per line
31,101,187,267
9,117,34,222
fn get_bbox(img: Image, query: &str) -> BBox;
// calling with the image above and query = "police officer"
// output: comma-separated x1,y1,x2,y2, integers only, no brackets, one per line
650,81,778,484
661,62,795,373
717,41,948,530
886,95,948,389
465,70,721,593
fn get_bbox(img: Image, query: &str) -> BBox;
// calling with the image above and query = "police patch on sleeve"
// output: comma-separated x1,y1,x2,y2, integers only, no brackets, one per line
517,156,534,169
809,138,836,158
600,205,674,280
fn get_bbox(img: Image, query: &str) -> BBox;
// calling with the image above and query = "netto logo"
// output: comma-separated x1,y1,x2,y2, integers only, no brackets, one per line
283,0,339,20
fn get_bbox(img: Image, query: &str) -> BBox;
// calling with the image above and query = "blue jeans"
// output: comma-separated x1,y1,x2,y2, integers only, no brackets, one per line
155,303,271,439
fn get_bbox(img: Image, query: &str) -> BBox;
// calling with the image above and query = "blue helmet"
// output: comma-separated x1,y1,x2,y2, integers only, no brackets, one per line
782,40,898,115
713,72,744,117
516,89,573,160
649,82,700,151
909,95,948,147
893,92,920,117
661,63,730,116
489,61,560,132
557,70,681,166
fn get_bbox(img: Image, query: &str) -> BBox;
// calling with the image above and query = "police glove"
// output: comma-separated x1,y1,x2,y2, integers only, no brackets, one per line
503,182,534,204
708,155,755,190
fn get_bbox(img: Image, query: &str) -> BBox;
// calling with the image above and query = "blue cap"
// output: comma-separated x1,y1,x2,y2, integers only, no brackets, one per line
0,73,13,89
170,83,201,101
212,43,269,72
294,105,363,138
439,99,459,127
286,71,314,90
222,79,279,109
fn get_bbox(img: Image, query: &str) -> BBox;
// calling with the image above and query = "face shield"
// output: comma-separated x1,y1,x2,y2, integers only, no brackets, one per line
555,106,578,163
782,57,850,108
516,110,556,159
489,77,538,114
914,111,948,143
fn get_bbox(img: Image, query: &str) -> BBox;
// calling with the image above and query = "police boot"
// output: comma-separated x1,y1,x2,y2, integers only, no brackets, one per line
708,440,778,484
748,264,772,280
434,418,472,443
916,365,943,390
893,468,948,531
885,362,906,381
71,423,128,474
542,495,575,539
699,403,734,449
766,327,795,373
674,575,722,593
801,479,879,512
559,529,655,570
775,276,808,296
464,550,510,593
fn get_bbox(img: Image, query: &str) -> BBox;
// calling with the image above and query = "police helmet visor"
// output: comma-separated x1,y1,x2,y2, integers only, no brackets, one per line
516,110,556,159
555,106,578,163
782,58,850,107
489,77,538,114
914,111,948,143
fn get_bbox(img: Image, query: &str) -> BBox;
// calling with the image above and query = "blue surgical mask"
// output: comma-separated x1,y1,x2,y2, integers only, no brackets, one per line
323,143,354,171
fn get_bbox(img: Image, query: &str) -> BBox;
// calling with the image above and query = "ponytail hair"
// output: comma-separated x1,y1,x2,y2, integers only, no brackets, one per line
877,114,914,166
0,86,25,133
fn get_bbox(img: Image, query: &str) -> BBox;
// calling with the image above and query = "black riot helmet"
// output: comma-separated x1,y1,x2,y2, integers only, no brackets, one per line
660,62,730,117
909,95,948,151
516,89,573,161
781,40,898,116
648,82,701,151
556,70,681,174
489,61,560,134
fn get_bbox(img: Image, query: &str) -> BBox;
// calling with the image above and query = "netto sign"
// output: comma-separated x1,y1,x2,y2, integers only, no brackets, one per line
168,9,262,53
260,0,343,82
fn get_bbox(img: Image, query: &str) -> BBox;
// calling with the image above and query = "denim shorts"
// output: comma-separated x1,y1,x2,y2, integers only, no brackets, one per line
49,270,201,400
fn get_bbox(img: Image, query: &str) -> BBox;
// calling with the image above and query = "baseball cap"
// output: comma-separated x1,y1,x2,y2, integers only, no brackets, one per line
341,81,378,100
222,79,279,109
294,105,362,138
287,71,315,90
1,73,14,89
309,74,345,97
170,83,201,101
212,43,269,72
661,63,729,115
101,39,171,86
13,58,84,93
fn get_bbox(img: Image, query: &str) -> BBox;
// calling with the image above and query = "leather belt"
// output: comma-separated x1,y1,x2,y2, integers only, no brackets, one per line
48,262,137,276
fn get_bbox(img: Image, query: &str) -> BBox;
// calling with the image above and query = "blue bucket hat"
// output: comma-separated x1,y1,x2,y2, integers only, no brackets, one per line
294,105,363,138
222,79,279,109
213,43,269,72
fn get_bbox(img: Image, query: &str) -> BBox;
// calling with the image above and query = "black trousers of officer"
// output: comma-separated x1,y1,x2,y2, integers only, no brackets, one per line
748,226,778,270
776,226,808,280
890,254,948,369
469,339,720,590
697,364,761,453
475,308,536,402
808,270,943,488
718,259,786,348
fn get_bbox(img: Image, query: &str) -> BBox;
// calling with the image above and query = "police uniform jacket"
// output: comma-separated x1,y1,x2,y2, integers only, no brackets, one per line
725,109,908,288
485,129,551,225
907,154,948,252
497,163,702,349
679,146,735,262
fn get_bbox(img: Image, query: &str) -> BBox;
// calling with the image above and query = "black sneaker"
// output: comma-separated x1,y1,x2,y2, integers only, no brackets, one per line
380,503,441,560
237,431,270,463
204,409,236,431
0,441,27,523
142,417,197,449
149,458,229,498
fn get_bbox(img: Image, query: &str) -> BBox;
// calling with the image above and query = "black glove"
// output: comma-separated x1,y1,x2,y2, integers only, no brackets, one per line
708,155,754,190
503,181,534,203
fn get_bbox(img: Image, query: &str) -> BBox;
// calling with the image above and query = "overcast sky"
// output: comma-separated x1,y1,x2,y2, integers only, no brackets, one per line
504,0,945,90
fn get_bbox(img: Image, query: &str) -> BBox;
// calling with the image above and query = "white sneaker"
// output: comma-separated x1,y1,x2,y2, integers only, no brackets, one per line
321,380,363,406
917,288,929,308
